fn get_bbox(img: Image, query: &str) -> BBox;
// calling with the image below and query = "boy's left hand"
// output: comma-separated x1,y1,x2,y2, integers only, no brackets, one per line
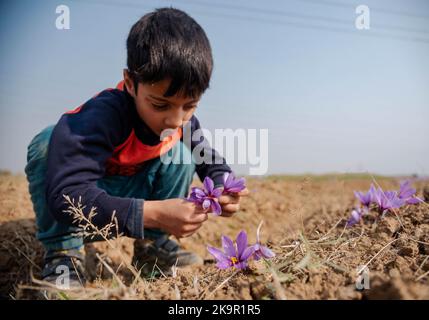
218,188,249,217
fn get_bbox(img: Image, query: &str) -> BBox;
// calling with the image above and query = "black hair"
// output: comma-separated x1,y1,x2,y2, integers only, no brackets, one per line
126,7,213,98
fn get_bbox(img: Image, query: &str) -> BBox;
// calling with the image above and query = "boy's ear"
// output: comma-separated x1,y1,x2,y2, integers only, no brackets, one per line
123,69,136,97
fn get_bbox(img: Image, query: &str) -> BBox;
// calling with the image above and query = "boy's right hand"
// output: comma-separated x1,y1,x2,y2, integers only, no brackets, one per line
143,199,208,238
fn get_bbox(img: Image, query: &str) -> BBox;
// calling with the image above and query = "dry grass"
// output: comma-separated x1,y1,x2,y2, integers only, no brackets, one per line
1,173,428,300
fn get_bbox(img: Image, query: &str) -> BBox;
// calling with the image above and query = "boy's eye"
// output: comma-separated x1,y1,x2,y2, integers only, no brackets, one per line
151,103,197,112
152,103,170,111
184,105,197,111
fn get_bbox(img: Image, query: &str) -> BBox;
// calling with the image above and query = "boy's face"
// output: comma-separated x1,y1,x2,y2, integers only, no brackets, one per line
123,70,200,136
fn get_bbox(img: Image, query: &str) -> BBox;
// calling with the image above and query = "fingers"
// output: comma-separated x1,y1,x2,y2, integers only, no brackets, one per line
238,188,250,196
218,188,250,204
219,194,240,205
179,222,204,238
181,231,197,238
190,212,209,223
194,206,210,215
220,211,234,218
185,206,208,223
222,203,240,213
176,230,197,238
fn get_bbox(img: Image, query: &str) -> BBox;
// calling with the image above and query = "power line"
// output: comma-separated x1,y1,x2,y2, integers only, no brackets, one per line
71,0,429,44
196,10,429,44
300,0,429,20
172,0,429,35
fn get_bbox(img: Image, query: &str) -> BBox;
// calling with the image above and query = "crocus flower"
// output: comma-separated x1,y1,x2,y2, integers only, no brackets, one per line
346,207,366,227
188,177,223,215
252,221,275,260
222,172,246,194
398,180,422,205
347,181,424,227
354,184,376,207
373,187,404,214
207,230,255,270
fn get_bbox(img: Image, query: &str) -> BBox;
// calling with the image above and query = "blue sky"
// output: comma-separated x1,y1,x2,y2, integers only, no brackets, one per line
1,0,428,176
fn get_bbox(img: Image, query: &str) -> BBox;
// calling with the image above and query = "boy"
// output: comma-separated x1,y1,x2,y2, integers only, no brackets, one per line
25,8,247,288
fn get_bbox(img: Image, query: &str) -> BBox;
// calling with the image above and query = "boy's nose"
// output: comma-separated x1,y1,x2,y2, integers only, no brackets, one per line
164,110,185,129
164,117,183,129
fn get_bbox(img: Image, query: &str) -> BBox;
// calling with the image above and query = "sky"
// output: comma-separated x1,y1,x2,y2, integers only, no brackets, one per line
1,0,428,176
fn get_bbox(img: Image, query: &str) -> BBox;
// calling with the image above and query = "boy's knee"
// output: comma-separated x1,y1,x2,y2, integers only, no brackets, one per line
26,125,55,166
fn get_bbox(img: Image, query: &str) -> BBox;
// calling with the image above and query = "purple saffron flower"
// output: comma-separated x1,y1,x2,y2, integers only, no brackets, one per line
252,221,275,260
346,207,366,227
222,172,246,194
188,177,223,215
373,187,405,213
354,184,376,207
398,180,422,205
207,230,255,270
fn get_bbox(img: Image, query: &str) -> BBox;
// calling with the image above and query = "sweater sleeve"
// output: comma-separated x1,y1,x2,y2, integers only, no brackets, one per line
188,115,232,187
45,91,144,238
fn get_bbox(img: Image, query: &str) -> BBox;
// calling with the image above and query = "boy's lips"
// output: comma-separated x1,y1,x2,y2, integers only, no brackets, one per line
158,127,180,137
161,127,180,133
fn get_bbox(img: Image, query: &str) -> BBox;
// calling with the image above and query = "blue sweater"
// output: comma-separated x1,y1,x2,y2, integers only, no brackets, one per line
45,85,231,239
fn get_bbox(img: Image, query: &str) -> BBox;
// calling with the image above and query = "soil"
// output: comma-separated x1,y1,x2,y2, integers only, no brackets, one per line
1,172,428,300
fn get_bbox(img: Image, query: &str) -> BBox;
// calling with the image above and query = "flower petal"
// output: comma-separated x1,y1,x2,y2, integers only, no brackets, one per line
202,199,211,210
260,245,275,259
226,186,245,193
223,172,232,186
191,187,206,198
368,184,377,202
221,235,236,258
211,187,223,198
240,246,255,261
226,179,246,193
233,177,246,187
236,230,248,257
216,260,232,269
398,181,414,198
187,194,202,204
207,246,228,262
346,208,362,227
210,200,221,215
253,251,262,261
406,197,423,204
203,176,214,194
223,172,246,193
400,188,415,200
354,191,363,202
374,187,384,208
234,261,248,270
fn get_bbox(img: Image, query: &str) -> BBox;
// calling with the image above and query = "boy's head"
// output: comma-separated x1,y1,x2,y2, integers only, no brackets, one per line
123,8,213,136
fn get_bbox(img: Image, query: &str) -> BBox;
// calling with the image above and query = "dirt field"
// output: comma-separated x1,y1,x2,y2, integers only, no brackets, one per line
1,172,428,300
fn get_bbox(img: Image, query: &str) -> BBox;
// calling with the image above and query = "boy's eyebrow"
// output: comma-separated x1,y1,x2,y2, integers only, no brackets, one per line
148,94,199,104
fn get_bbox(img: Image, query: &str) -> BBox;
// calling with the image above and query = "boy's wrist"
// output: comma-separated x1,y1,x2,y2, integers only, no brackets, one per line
143,200,162,229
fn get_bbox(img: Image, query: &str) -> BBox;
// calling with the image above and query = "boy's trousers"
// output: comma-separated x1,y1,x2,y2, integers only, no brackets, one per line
24,125,195,251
